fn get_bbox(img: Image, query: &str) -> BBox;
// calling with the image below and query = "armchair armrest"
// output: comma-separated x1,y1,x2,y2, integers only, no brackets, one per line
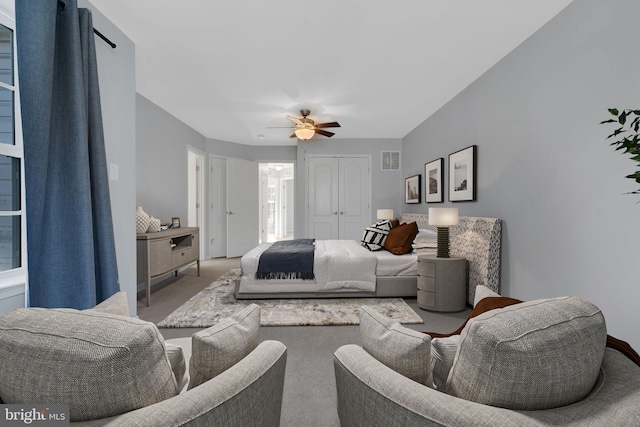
75,340,287,427
334,345,640,427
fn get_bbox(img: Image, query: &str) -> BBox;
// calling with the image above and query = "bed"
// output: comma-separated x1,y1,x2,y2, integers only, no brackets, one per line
235,213,501,305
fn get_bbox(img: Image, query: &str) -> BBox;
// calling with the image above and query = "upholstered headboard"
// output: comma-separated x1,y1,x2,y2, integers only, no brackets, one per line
397,213,501,305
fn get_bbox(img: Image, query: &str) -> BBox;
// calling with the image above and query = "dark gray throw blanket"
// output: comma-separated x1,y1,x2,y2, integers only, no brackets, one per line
256,239,316,280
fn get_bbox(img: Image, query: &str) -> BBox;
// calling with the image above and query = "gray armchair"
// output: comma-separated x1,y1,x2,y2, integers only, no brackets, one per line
0,296,287,427
334,297,640,426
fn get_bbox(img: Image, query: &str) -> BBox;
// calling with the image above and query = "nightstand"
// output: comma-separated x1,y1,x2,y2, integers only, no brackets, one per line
417,255,466,312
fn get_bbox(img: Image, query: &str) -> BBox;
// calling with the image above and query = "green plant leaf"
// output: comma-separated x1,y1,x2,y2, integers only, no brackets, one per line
600,119,617,124
619,111,628,125
609,108,619,115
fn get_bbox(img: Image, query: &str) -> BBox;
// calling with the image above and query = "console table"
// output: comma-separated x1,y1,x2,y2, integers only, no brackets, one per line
136,227,200,306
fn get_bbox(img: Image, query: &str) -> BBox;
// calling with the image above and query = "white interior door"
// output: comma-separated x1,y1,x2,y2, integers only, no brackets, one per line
308,157,339,239
338,157,370,240
227,158,259,257
209,156,227,258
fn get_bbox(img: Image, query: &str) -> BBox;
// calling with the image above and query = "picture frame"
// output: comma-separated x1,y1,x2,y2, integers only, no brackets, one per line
449,145,477,202
424,158,444,203
171,217,181,228
405,174,421,204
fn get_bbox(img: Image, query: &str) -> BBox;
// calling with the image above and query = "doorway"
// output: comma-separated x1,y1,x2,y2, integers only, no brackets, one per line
259,163,295,243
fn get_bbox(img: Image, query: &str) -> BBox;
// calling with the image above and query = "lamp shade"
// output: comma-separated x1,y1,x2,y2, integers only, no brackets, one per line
294,128,315,140
376,209,394,220
429,208,459,226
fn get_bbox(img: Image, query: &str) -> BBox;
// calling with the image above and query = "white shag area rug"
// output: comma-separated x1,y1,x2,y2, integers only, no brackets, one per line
158,268,423,328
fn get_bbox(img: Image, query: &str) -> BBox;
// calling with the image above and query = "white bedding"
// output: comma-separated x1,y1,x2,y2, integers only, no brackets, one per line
374,250,419,276
240,240,379,294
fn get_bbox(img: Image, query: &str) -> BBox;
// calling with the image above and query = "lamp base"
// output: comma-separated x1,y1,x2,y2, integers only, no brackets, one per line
436,226,450,258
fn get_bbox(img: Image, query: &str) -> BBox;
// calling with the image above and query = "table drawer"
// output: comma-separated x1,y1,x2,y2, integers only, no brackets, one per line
417,259,436,277
417,276,436,292
171,248,192,269
417,289,435,309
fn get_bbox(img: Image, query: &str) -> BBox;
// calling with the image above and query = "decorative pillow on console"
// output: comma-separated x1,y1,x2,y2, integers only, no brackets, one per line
361,220,393,251
445,296,607,410
384,221,419,255
359,306,433,387
189,303,261,389
0,307,178,422
136,206,150,233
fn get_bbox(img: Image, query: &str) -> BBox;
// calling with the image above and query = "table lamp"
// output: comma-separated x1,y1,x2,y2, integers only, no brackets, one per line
376,209,394,220
428,208,459,258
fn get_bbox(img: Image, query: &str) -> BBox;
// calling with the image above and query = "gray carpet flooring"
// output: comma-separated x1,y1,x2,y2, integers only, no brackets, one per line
139,258,471,427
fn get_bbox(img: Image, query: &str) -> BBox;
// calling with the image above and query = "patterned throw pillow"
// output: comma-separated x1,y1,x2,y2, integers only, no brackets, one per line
136,206,150,233
361,220,393,251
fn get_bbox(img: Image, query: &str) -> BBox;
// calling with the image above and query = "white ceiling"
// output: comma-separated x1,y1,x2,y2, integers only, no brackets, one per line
89,0,573,146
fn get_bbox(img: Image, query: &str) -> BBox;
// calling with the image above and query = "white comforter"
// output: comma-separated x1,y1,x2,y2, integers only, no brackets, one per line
240,240,377,293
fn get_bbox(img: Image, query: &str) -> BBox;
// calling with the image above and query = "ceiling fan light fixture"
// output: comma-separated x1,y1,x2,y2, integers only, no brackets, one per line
294,127,315,140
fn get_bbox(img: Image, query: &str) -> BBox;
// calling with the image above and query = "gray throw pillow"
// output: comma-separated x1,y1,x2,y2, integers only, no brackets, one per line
90,291,130,316
0,308,178,421
445,296,606,410
359,305,433,386
188,303,261,389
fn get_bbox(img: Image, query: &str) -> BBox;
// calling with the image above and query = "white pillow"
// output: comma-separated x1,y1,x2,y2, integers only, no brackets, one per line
359,306,433,387
473,285,501,307
165,342,190,394
361,220,393,251
430,335,459,390
413,229,437,244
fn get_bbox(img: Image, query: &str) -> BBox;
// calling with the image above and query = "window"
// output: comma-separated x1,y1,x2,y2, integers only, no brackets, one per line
0,7,27,303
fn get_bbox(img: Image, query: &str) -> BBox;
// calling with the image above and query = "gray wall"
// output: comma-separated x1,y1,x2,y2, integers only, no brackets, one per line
136,93,207,223
403,0,639,348
82,1,137,315
295,138,403,238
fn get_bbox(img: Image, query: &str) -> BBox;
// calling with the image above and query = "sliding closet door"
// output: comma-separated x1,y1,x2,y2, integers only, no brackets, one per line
227,158,259,257
307,156,370,240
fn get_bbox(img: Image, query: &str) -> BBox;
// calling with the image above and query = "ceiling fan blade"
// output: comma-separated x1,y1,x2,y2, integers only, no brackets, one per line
289,133,297,138
315,129,335,138
266,126,294,128
316,122,341,128
287,115,302,124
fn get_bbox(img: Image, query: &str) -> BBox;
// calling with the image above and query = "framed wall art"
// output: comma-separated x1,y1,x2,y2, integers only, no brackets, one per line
424,158,444,203
448,145,477,202
405,174,421,204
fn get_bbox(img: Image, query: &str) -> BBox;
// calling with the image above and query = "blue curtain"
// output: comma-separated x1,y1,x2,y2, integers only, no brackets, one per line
16,0,119,308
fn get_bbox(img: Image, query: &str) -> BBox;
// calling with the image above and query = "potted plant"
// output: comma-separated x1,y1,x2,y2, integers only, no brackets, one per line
601,108,640,195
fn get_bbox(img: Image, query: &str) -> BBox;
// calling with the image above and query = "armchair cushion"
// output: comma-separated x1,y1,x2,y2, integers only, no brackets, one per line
0,308,178,421
359,306,433,386
446,296,607,410
189,303,261,389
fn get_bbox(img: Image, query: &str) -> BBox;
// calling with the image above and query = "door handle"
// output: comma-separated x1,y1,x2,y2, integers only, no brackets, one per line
227,211,235,215
332,212,338,215
340,211,344,215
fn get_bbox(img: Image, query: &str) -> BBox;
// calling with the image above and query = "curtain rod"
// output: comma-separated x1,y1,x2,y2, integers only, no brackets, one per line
93,28,116,49
57,1,117,49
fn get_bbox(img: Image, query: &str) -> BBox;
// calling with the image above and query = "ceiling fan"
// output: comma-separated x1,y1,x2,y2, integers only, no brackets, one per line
272,110,341,140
